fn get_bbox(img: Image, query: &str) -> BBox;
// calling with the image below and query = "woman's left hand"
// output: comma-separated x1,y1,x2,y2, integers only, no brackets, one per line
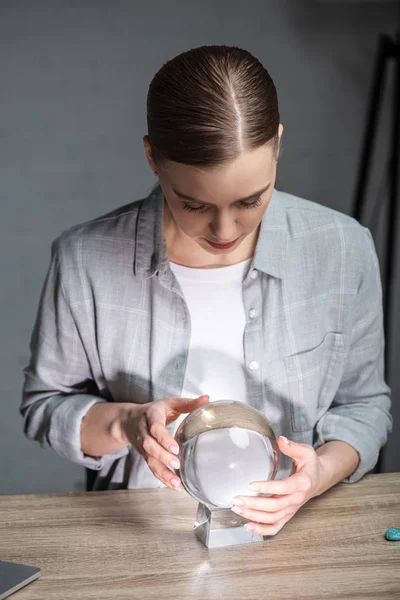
231,436,326,536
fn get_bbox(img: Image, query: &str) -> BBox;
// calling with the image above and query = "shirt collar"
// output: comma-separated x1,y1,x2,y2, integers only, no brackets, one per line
134,184,166,278
134,184,287,279
253,187,287,279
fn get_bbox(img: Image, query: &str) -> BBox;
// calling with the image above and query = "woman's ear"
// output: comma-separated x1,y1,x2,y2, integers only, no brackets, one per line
143,135,157,173
276,124,284,162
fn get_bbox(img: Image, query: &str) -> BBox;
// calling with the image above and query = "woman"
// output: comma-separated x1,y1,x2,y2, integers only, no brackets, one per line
21,45,392,537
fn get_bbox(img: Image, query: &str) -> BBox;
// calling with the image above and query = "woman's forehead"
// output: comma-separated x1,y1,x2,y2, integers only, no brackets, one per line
161,146,276,203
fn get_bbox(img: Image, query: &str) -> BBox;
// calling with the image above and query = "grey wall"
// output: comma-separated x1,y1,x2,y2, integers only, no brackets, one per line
1,0,398,495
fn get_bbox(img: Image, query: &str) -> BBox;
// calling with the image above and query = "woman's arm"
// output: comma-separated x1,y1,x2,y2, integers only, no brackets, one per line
314,228,392,483
80,394,209,490
21,238,130,469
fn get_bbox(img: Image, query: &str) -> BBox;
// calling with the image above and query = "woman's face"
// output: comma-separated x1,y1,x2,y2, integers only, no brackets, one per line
144,126,282,256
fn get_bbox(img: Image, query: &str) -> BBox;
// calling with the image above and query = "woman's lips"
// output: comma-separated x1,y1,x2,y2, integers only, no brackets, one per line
205,237,239,250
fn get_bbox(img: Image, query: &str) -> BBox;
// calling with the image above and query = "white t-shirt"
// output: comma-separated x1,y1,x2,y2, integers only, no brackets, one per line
170,258,252,434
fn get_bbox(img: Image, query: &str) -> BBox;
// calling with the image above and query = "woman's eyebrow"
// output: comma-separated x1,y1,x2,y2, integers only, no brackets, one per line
172,183,271,205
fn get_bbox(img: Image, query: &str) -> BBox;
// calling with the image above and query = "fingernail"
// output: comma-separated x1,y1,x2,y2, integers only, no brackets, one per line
280,436,289,444
170,459,180,470
171,477,181,488
248,483,259,491
232,498,244,506
244,524,254,531
170,445,179,455
231,505,243,515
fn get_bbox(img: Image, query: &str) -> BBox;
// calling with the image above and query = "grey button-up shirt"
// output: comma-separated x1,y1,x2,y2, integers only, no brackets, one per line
21,184,392,489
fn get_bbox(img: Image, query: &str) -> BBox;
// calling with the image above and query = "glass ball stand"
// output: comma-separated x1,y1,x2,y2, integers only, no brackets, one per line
174,400,280,549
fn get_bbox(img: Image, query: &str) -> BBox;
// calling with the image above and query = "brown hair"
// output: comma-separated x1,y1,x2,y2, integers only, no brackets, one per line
146,45,280,168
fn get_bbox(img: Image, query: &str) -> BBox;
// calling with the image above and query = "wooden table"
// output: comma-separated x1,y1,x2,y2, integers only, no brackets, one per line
0,473,399,599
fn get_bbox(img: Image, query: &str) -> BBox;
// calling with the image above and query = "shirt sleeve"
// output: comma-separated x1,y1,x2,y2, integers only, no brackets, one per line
21,238,129,470
314,227,392,483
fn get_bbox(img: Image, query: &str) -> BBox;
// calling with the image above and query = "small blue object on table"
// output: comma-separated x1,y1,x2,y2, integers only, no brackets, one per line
385,527,400,541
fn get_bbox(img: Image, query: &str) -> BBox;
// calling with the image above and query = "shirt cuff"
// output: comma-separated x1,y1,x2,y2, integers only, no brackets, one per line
314,411,379,483
48,394,130,470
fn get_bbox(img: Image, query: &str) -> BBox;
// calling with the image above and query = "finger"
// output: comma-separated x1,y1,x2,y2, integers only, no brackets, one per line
146,417,180,455
248,472,310,496
244,513,294,537
142,433,181,471
232,493,302,513
136,416,179,469
166,395,210,416
277,436,315,462
147,455,183,491
231,504,294,525
135,415,151,457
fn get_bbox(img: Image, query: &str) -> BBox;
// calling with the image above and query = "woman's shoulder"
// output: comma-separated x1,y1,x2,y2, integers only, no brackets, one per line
52,186,160,264
275,188,362,231
275,188,370,249
272,188,374,277
56,198,143,248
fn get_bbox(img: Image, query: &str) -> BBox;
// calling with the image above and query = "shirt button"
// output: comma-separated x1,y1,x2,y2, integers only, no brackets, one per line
249,361,259,371
249,308,257,319
250,270,258,279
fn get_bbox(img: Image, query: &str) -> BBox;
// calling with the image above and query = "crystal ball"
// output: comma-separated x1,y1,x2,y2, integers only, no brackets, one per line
174,400,279,509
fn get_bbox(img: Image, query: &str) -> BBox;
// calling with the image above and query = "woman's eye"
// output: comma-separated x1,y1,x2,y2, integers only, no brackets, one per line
181,203,208,213
240,197,262,209
181,196,262,213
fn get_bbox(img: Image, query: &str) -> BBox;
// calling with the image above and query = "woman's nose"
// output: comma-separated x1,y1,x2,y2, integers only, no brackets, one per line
210,213,237,242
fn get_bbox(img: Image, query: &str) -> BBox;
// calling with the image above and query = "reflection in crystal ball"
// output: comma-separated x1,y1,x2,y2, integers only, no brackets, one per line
174,400,279,509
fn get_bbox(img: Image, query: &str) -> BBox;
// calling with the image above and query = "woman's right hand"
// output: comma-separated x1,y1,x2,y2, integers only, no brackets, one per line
120,395,209,490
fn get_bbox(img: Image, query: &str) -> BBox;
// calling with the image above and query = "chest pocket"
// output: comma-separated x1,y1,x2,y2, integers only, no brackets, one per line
283,332,346,432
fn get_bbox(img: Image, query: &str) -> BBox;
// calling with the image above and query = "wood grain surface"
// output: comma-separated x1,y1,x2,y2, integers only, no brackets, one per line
0,473,399,599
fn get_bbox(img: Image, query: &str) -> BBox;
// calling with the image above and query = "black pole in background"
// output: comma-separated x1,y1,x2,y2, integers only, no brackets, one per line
353,36,390,225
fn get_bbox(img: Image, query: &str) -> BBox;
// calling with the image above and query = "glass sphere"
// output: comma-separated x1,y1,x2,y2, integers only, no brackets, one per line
174,400,279,509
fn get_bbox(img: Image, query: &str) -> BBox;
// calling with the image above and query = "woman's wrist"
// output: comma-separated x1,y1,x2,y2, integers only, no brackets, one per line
314,440,360,496
81,401,144,457
109,409,130,446
110,403,147,447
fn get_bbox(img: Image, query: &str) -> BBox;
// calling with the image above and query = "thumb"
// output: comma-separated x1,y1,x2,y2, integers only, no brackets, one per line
277,436,313,461
168,395,210,415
